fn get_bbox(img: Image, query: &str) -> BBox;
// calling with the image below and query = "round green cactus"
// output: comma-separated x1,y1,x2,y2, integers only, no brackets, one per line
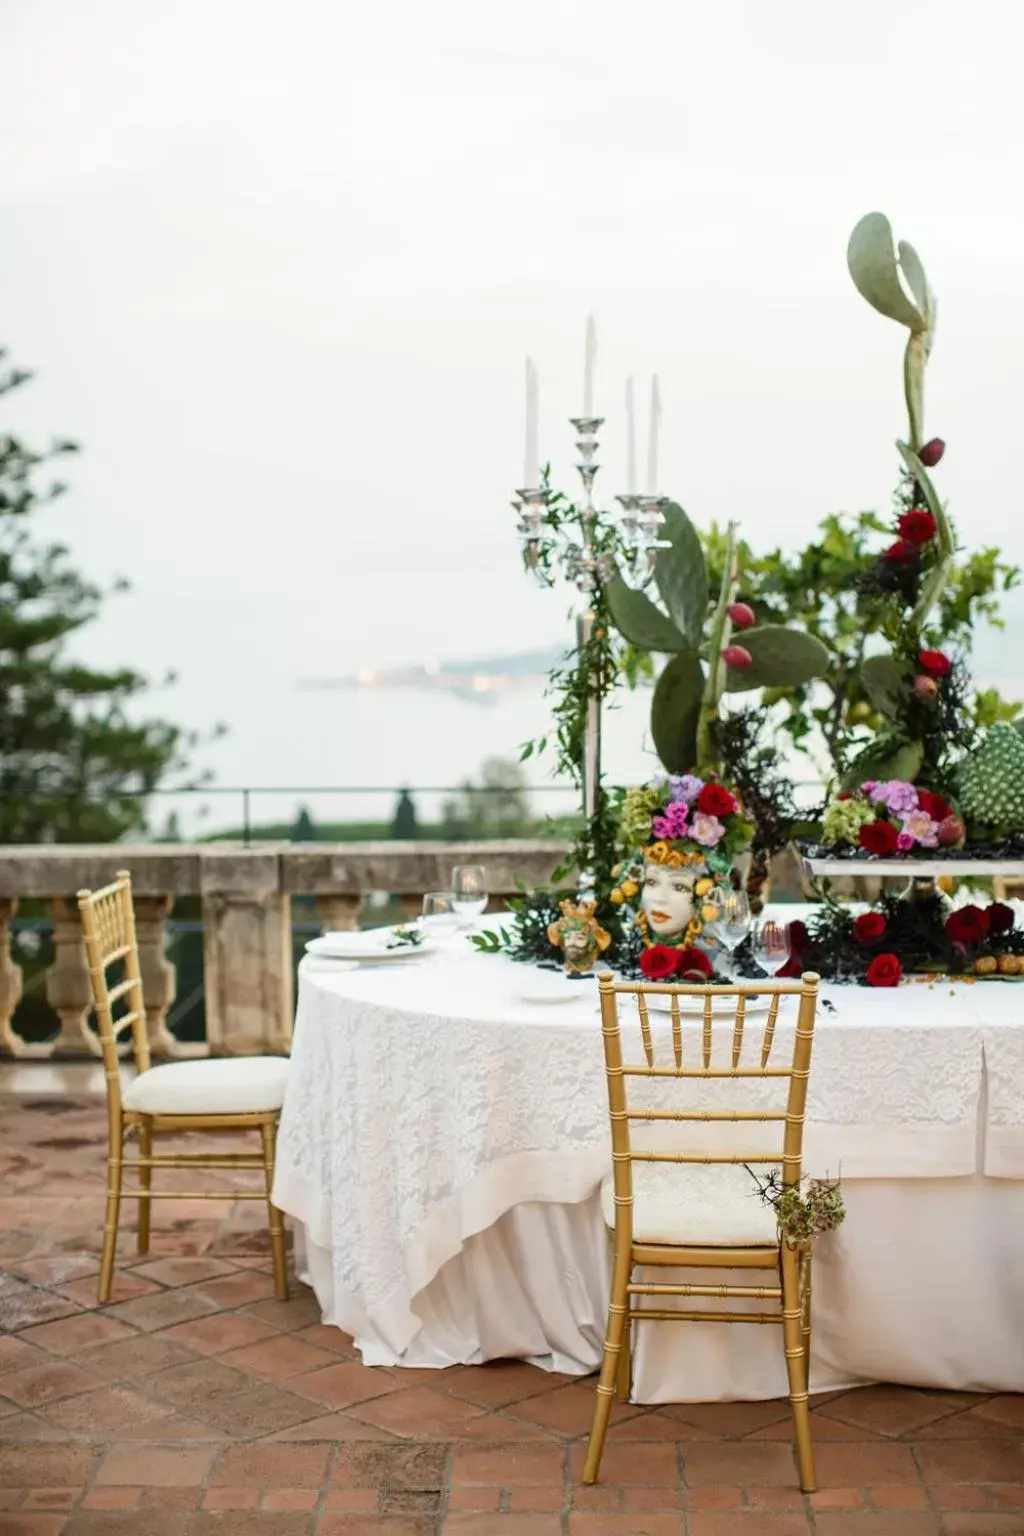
955,723,1024,838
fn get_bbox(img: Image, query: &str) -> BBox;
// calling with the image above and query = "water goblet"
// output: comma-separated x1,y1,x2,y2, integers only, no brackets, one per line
706,889,752,968
452,865,489,928
421,891,461,952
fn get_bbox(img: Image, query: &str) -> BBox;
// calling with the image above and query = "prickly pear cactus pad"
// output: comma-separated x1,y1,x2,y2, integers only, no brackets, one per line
956,724,1024,840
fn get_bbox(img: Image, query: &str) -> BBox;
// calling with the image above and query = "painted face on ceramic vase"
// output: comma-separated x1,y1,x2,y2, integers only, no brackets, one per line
641,862,696,940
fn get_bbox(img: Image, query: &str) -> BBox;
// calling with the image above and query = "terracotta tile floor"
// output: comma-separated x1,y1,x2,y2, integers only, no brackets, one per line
1,1091,1023,1533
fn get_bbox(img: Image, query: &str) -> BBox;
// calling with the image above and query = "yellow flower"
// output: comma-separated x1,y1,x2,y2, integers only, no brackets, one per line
665,850,683,869
937,875,954,894
620,879,639,899
610,889,625,905
647,841,670,864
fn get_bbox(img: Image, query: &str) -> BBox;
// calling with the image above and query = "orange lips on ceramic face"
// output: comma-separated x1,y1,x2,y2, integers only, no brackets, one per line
650,909,670,923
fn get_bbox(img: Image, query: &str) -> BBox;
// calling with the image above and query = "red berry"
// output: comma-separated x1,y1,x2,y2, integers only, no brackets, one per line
912,674,938,701
918,438,945,467
726,602,755,630
722,645,752,669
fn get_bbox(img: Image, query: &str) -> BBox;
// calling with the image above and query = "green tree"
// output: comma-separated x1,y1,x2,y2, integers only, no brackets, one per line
291,807,316,841
390,788,419,839
704,513,1019,781
0,351,208,843
441,756,533,839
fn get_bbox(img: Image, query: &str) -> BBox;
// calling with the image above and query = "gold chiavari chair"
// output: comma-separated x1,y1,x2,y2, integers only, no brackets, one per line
584,969,821,1493
77,871,290,1305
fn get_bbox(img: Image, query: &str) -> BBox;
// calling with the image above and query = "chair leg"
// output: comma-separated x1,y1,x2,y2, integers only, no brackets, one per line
616,1305,632,1402
583,1240,632,1484
260,1121,289,1301
800,1246,813,1397
98,1116,124,1304
137,1119,153,1256
781,1240,816,1492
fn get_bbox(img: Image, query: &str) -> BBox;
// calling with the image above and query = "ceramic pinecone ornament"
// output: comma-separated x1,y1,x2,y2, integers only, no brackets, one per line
955,723,1024,839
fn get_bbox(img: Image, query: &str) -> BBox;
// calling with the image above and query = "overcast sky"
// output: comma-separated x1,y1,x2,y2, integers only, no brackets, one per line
4,0,1024,798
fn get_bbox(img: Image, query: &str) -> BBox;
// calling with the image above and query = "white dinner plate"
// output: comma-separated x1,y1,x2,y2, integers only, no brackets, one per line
511,970,588,1005
305,930,437,962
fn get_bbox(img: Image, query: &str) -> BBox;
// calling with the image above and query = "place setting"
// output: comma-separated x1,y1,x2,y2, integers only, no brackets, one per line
304,864,491,968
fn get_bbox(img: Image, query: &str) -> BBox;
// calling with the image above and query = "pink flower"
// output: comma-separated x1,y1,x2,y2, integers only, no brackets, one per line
896,831,915,852
651,802,689,840
690,812,725,847
900,810,939,848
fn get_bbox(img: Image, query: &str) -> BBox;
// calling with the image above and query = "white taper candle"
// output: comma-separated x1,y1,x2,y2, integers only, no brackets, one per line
646,374,661,493
524,357,539,487
582,314,597,416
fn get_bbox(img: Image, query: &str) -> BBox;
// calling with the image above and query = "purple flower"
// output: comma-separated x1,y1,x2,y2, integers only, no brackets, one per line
668,775,704,805
651,802,690,840
690,812,725,847
888,782,920,815
861,781,878,801
896,831,915,852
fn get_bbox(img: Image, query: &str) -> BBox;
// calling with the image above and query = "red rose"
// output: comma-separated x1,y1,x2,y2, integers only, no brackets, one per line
883,539,916,564
945,906,990,946
696,783,738,818
853,912,887,945
918,649,952,678
897,509,937,544
639,945,681,980
859,819,899,856
866,952,902,988
988,903,1015,935
675,946,714,980
917,789,951,822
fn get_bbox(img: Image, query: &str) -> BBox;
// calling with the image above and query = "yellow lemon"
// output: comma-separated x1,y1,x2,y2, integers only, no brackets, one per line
610,889,625,906
620,879,638,899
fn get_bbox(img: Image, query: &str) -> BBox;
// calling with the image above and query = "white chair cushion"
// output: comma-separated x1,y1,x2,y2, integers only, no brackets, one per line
601,1162,780,1247
122,1056,289,1116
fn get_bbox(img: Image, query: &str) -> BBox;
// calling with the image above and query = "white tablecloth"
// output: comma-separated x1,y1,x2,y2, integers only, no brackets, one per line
273,931,1024,1400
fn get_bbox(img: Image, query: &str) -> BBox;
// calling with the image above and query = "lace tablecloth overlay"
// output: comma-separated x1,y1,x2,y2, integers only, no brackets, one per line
272,944,1006,1357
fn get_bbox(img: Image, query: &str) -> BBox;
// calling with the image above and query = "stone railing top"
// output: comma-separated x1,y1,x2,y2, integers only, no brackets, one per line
0,841,570,899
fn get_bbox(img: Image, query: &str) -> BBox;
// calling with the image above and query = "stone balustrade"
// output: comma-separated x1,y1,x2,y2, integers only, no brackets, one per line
0,842,568,1059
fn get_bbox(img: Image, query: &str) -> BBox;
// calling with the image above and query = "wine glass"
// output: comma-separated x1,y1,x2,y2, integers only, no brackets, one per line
451,865,489,928
705,889,752,966
421,891,460,950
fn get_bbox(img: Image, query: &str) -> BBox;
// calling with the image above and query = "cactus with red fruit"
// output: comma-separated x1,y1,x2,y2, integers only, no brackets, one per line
605,509,829,775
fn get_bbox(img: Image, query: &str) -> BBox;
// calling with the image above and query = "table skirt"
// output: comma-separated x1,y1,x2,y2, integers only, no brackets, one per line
297,1174,1024,1401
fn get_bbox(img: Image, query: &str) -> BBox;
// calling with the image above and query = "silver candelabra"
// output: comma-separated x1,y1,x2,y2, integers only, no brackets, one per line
511,417,670,894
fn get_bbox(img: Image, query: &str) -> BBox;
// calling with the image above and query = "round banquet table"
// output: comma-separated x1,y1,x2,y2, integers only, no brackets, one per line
272,919,1024,1401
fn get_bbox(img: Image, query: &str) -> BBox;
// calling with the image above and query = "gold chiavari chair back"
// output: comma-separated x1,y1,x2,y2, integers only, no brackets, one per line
78,871,290,1305
584,970,821,1492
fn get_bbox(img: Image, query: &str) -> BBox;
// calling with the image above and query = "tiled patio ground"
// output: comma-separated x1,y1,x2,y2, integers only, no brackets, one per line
1,1088,1023,1534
